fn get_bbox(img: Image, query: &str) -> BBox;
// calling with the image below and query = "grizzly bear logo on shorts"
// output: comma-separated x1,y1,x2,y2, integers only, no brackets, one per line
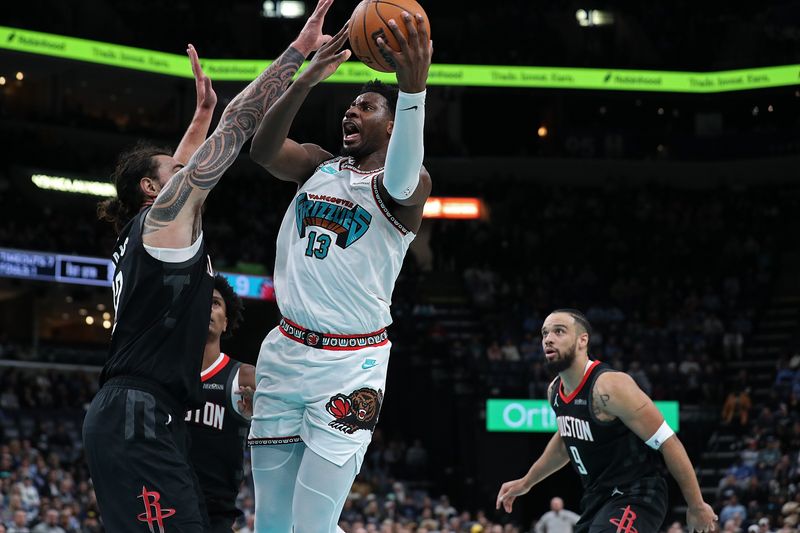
325,387,384,434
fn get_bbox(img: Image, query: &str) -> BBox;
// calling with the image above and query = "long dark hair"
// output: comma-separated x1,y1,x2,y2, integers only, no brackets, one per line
97,141,171,232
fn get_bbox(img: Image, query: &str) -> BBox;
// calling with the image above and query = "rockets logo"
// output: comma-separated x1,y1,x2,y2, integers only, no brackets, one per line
137,486,175,533
295,193,372,249
609,505,638,533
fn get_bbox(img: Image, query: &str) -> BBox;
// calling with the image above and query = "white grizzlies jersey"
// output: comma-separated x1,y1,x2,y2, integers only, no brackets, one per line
274,156,416,334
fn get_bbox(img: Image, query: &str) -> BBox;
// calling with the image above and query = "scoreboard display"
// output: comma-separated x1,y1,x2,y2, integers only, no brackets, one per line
0,247,274,301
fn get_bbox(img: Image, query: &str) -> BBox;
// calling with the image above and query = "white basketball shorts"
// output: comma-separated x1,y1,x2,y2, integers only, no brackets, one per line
248,318,390,470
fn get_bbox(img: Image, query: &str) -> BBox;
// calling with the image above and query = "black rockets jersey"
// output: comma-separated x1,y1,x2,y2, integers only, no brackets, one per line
186,354,249,517
100,209,214,409
551,361,662,493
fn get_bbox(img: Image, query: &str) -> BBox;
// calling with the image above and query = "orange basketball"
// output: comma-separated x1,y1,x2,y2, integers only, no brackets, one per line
348,0,431,73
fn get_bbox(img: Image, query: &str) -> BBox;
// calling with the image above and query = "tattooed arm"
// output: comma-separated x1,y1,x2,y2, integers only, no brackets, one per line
250,23,351,184
592,372,662,432
143,0,336,249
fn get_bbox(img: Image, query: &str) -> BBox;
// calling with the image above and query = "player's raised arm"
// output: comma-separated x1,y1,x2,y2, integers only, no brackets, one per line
594,372,718,532
172,44,217,165
375,12,433,207
496,381,570,514
249,22,351,184
143,0,337,249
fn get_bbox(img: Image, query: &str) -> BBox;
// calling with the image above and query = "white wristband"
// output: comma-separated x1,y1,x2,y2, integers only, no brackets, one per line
645,421,674,450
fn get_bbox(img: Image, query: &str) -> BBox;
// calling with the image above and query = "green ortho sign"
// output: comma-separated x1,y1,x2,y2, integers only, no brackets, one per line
486,399,679,432
1,26,799,92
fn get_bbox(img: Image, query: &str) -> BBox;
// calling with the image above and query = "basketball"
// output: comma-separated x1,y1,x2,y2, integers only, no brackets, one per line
349,0,431,73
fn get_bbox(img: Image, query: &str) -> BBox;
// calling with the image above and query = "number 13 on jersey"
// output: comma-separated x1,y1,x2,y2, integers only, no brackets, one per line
305,231,331,260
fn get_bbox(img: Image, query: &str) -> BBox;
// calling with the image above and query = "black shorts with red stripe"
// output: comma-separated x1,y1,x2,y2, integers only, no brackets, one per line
575,476,668,533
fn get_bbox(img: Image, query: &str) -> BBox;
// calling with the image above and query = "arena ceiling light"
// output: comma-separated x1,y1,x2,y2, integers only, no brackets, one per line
423,198,484,220
31,174,115,197
261,1,306,19
576,9,614,27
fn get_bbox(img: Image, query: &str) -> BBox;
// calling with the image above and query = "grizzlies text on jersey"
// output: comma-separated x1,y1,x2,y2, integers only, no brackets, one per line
274,156,415,334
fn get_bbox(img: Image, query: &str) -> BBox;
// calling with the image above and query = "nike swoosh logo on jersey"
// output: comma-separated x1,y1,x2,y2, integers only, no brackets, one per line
362,359,378,369
400,105,418,111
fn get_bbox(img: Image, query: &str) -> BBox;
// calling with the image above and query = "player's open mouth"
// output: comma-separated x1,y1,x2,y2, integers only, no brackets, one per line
343,121,360,144
545,348,558,358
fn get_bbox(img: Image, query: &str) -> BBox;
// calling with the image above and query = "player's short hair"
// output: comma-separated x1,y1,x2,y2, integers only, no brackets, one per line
359,80,398,114
551,308,592,341
97,141,172,232
214,274,244,338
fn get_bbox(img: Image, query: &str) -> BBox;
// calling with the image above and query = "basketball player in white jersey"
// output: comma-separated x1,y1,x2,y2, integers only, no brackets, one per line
247,12,433,533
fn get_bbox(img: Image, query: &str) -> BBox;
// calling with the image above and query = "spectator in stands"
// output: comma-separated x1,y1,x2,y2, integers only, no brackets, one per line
0,389,19,410
721,517,744,532
80,512,101,533
740,475,767,508
722,388,753,428
717,474,740,502
519,334,541,361
758,437,782,469
56,509,78,533
741,438,760,468
30,510,63,533
7,510,30,533
433,495,457,520
627,361,652,396
16,478,38,512
789,353,800,373
757,517,773,533
405,439,429,479
774,359,795,397
2,495,26,525
728,459,756,488
720,493,748,524
778,515,798,532
501,339,521,362
533,496,579,533
723,318,746,359
487,342,503,361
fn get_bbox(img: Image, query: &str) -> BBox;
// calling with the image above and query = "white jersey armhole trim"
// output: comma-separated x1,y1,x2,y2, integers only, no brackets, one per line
230,368,251,420
201,352,226,379
144,232,203,263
